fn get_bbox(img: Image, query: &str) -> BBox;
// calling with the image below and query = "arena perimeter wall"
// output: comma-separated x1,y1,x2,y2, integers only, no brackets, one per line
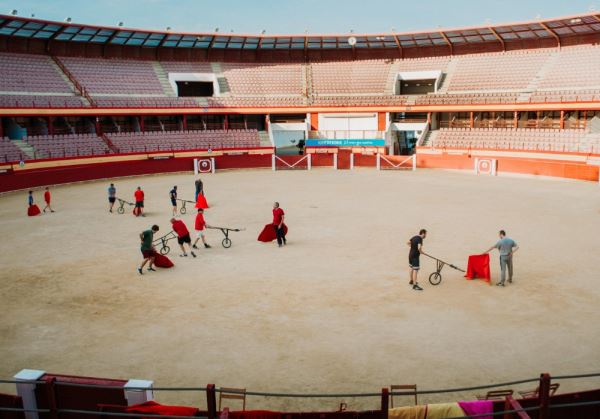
0,147,598,193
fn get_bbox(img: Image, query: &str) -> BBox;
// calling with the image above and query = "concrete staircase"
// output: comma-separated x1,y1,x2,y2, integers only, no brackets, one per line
436,57,459,94
385,59,402,94
258,131,272,147
48,57,78,95
12,139,35,159
421,130,438,147
211,63,231,95
518,51,560,102
152,62,176,97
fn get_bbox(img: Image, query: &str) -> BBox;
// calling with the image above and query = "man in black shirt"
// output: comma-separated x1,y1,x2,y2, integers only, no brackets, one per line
170,186,178,216
195,178,203,201
407,229,427,291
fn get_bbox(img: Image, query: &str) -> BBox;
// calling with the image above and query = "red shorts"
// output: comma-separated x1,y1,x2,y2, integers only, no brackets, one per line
141,249,157,259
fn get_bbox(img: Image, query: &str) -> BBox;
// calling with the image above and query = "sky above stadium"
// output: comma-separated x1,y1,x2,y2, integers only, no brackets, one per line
1,0,598,34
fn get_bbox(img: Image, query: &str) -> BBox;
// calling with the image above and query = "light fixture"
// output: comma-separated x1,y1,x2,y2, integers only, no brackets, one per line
64,17,72,23
348,36,357,46
10,9,17,15
214,27,219,32
350,29,354,34
166,26,171,31
570,18,582,24
261,29,266,34
30,13,35,17
118,21,124,27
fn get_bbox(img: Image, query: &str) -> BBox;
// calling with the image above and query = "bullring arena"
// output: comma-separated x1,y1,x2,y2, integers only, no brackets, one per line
1,4,600,419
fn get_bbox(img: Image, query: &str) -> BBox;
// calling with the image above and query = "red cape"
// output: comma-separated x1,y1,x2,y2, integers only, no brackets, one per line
195,194,209,209
258,223,288,242
465,254,491,282
154,253,174,268
27,204,41,216
126,401,197,416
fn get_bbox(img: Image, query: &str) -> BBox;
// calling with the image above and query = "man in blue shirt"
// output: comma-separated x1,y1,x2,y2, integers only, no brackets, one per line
108,183,116,212
484,230,519,287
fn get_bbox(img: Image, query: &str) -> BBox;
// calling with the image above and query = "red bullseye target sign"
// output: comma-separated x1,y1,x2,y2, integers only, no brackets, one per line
475,158,497,176
193,158,215,175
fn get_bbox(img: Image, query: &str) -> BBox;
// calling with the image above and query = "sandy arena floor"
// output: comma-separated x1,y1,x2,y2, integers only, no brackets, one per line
1,168,600,410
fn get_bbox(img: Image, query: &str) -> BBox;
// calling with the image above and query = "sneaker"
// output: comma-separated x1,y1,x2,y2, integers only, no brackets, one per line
412,284,423,291
51,210,55,213
191,251,197,258
192,245,199,249
204,243,211,249
137,267,143,275
109,209,113,213
496,282,504,287
508,279,513,283
148,267,156,272
409,280,414,285
283,239,287,245
180,253,187,257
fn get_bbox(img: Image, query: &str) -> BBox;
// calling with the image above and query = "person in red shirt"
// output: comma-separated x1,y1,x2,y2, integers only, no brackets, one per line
192,208,212,249
170,218,196,257
272,202,286,247
134,186,145,217
43,187,55,213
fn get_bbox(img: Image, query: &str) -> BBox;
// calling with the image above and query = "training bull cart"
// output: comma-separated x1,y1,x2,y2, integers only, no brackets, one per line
206,226,245,248
421,252,465,285
152,231,178,255
116,198,135,214
175,198,196,214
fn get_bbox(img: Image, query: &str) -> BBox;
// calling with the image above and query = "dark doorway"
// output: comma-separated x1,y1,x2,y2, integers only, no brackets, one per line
176,81,214,97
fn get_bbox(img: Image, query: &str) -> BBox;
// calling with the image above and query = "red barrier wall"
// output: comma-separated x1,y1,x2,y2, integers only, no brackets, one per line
0,154,272,193
1,150,598,194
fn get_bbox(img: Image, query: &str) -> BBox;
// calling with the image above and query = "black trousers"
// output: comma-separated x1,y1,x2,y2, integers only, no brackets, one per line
274,224,286,245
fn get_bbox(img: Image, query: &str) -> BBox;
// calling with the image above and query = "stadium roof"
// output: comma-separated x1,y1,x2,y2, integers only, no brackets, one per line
0,12,599,51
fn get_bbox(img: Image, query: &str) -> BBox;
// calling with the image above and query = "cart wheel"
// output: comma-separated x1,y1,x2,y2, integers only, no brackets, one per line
160,246,170,255
117,207,124,214
180,206,187,215
222,238,232,248
429,272,442,286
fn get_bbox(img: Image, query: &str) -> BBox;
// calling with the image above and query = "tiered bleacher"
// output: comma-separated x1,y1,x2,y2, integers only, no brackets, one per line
0,137,24,163
446,50,551,92
2,45,600,108
310,59,392,94
0,52,83,108
24,133,111,159
222,62,304,95
430,128,600,153
59,57,164,95
107,129,260,153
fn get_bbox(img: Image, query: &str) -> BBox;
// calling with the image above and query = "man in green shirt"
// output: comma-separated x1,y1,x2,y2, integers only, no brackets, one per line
138,225,160,275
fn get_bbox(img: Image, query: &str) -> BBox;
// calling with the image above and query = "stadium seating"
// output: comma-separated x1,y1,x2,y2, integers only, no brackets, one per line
0,52,73,93
23,133,112,159
310,60,392,94
429,128,600,153
447,50,551,92
59,57,164,95
0,137,24,163
1,46,600,109
222,62,304,95
106,129,260,153
538,45,600,91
